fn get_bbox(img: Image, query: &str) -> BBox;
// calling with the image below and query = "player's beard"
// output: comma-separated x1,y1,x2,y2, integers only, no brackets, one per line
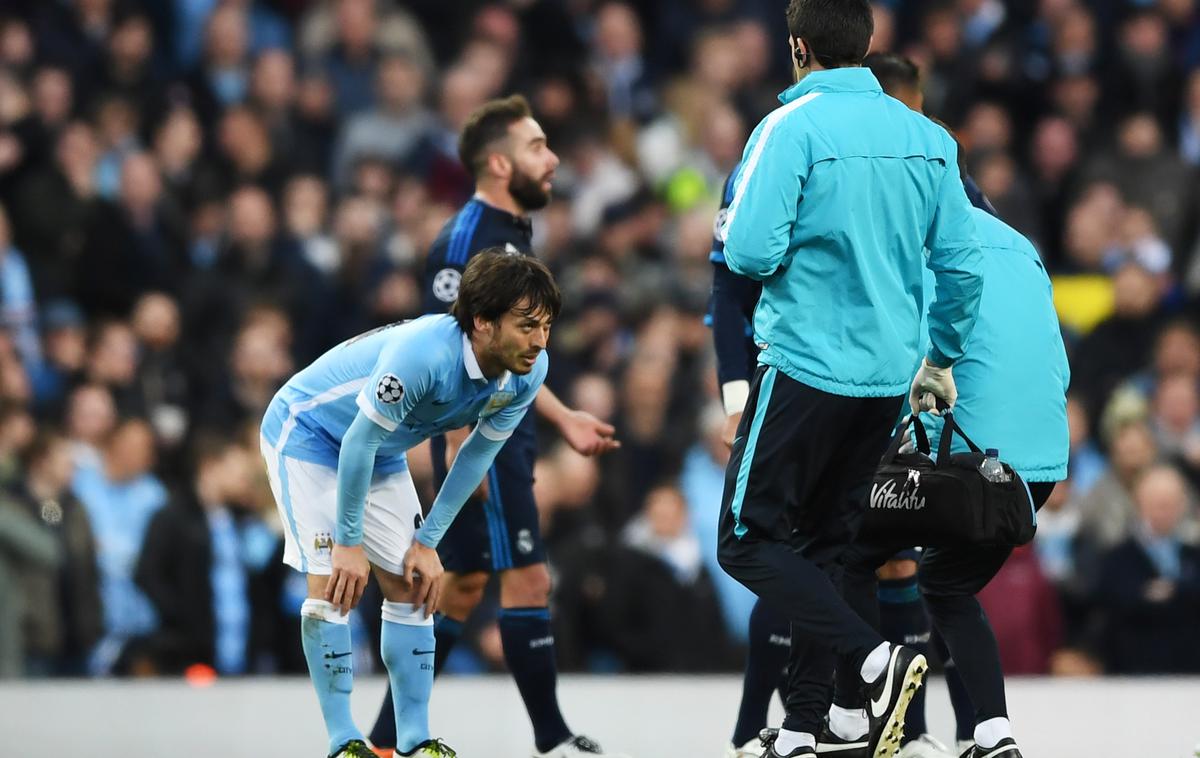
508,168,551,212
504,342,542,375
492,334,541,375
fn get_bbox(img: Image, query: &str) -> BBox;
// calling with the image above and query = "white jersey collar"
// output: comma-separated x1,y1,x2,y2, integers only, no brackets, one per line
462,331,514,389
462,332,485,380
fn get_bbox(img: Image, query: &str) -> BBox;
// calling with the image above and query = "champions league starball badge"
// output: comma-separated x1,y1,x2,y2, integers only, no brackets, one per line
376,373,404,404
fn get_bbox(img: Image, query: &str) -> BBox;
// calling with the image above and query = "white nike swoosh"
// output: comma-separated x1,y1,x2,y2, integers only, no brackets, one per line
869,648,899,719
978,746,1020,758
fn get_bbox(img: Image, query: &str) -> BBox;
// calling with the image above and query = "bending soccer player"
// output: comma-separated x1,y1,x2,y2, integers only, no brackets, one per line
259,252,560,758
369,95,623,758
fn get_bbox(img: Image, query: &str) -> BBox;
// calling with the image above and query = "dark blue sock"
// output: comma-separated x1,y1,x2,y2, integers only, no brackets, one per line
433,615,464,674
368,684,396,749
878,576,929,743
932,628,976,741
498,607,571,753
370,614,464,748
731,599,792,747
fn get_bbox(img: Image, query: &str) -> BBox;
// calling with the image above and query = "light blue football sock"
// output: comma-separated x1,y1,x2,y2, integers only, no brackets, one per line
301,599,363,755
380,601,435,753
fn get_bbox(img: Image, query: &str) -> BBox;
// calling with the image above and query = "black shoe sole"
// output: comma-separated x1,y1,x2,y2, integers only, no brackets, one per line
870,653,928,758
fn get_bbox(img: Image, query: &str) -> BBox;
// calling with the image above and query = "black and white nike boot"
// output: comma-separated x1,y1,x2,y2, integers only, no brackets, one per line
758,729,817,757
816,719,868,757
863,645,928,758
958,739,1022,758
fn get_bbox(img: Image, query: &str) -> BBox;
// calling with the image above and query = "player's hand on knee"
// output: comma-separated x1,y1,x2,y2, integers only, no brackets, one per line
402,542,445,618
908,358,956,415
559,409,620,456
327,543,370,616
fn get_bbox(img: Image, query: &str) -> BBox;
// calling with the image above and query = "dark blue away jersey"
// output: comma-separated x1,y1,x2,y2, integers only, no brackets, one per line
422,198,534,314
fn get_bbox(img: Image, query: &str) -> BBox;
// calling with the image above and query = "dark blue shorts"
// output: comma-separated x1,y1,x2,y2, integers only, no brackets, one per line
433,417,546,573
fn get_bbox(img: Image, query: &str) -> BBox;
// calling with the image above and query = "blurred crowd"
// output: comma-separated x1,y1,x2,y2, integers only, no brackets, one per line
0,0,1198,681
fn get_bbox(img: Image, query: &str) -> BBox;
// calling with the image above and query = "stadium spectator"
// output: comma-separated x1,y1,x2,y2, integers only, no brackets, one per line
77,151,187,317
30,299,87,414
63,383,116,470
196,308,294,438
130,292,192,456
71,416,166,675
214,105,292,199
12,122,100,303
92,12,162,130
1150,373,1200,484
84,319,141,417
1,430,101,677
183,3,253,131
181,185,320,366
332,53,435,189
1097,465,1200,673
603,483,736,672
589,2,656,125
1072,257,1168,419
136,437,281,675
150,107,207,211
1077,419,1162,551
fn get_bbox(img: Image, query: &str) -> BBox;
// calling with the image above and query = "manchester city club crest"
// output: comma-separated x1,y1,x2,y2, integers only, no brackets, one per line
483,391,516,415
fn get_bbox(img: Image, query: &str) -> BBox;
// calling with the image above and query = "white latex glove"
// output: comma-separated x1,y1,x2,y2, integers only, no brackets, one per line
909,358,956,415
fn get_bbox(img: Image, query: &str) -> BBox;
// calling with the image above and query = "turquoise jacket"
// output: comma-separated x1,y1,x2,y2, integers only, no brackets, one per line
919,208,1070,482
722,68,983,397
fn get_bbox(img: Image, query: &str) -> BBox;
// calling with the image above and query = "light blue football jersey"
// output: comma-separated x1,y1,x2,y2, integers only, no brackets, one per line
260,314,547,473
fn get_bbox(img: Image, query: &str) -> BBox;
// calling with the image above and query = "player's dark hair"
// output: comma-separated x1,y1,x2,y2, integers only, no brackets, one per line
452,250,562,335
458,94,533,180
786,0,874,68
865,52,920,95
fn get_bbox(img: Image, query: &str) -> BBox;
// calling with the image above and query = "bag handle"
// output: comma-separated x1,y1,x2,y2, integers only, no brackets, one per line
882,413,931,463
936,409,982,464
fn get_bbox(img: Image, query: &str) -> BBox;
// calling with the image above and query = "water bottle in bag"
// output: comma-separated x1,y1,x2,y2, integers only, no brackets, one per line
979,448,1011,483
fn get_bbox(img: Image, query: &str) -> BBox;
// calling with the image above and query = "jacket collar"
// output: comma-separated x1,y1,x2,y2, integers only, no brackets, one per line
779,67,882,103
